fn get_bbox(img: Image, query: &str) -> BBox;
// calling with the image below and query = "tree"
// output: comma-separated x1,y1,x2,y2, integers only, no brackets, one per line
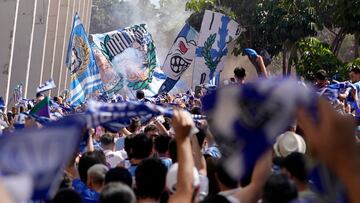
296,37,344,81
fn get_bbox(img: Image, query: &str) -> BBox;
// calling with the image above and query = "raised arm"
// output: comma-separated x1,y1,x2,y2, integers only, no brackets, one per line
168,109,195,203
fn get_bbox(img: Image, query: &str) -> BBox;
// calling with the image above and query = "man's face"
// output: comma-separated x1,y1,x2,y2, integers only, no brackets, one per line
349,72,360,83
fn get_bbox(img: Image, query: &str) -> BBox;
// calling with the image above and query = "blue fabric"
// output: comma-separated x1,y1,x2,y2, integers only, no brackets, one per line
160,157,173,169
72,179,100,203
128,165,138,177
243,48,258,59
201,78,316,180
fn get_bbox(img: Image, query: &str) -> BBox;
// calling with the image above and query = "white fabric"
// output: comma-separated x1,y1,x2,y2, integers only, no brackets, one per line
103,150,125,168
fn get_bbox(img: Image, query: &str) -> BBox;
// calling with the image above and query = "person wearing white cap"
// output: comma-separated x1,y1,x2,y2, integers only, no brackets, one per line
273,131,306,158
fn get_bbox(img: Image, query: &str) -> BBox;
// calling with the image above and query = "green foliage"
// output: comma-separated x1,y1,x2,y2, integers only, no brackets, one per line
296,37,345,81
345,58,360,70
186,0,216,12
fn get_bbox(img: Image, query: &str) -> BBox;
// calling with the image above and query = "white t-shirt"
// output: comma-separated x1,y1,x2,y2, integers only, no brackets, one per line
103,150,125,168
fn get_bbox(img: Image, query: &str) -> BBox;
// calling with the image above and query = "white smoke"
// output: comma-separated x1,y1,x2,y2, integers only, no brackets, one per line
111,0,191,64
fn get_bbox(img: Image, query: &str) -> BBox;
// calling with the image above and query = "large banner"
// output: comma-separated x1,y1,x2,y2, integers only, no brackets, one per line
192,10,240,88
91,24,164,98
158,23,199,94
65,14,103,106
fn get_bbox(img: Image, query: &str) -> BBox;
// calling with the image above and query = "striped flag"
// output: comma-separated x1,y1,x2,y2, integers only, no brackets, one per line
13,83,23,105
65,13,103,106
30,96,50,118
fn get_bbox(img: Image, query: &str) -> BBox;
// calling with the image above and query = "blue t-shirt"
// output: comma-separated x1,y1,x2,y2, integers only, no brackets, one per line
72,179,100,203
160,157,172,169
128,165,138,177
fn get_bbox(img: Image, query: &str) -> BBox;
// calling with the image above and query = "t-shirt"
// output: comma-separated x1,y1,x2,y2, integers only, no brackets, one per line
103,150,124,168
159,157,172,169
128,165,138,177
72,179,100,203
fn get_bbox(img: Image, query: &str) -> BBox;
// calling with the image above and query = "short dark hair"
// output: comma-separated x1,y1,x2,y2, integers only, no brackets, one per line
144,124,158,134
124,134,135,160
314,69,327,81
191,106,202,115
154,135,171,154
100,134,115,146
281,152,308,182
262,174,298,203
36,92,44,98
135,158,167,200
131,134,153,159
52,189,83,203
78,150,107,183
136,90,145,100
350,67,360,74
234,67,246,79
105,167,133,188
98,182,136,203
168,139,177,163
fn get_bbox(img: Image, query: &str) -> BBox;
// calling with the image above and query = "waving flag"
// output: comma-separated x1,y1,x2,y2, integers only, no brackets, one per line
66,13,103,106
91,24,164,98
37,78,56,94
201,78,316,180
30,96,50,118
13,83,23,105
0,118,83,200
159,23,199,94
86,100,173,132
192,10,240,88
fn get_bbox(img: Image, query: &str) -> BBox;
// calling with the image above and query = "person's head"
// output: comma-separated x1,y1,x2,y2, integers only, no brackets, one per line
105,167,133,188
54,96,63,105
314,69,328,85
87,164,109,192
131,133,153,160
78,150,107,183
191,106,202,115
234,67,246,83
100,133,115,150
52,189,83,203
124,134,135,159
144,124,159,138
128,117,141,133
350,67,360,83
154,135,171,155
262,174,298,203
281,152,308,183
135,158,167,200
136,90,145,100
98,182,136,203
36,92,45,103
168,138,177,163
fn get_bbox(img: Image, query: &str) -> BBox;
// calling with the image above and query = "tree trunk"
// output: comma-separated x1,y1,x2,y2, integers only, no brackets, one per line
355,32,359,59
288,44,297,76
331,28,346,56
282,47,288,77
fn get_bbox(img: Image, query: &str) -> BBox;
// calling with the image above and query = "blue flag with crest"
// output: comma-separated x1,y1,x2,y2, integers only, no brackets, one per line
66,13,103,106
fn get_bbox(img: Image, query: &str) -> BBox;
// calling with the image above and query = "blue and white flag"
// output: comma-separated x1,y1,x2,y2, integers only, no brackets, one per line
66,13,103,106
86,101,173,132
37,78,56,94
192,10,240,89
201,78,316,180
0,118,83,200
13,83,23,105
159,23,199,94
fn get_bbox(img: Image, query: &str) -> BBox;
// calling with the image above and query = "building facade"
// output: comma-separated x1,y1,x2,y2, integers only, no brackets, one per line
0,0,93,106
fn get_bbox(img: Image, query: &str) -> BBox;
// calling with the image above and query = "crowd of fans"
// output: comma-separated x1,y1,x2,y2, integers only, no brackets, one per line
0,66,360,203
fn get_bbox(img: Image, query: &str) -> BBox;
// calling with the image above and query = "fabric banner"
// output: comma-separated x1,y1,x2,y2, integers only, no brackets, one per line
65,13,103,106
201,78,316,180
0,118,83,200
159,23,199,94
192,10,240,88
91,24,164,98
37,78,56,94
